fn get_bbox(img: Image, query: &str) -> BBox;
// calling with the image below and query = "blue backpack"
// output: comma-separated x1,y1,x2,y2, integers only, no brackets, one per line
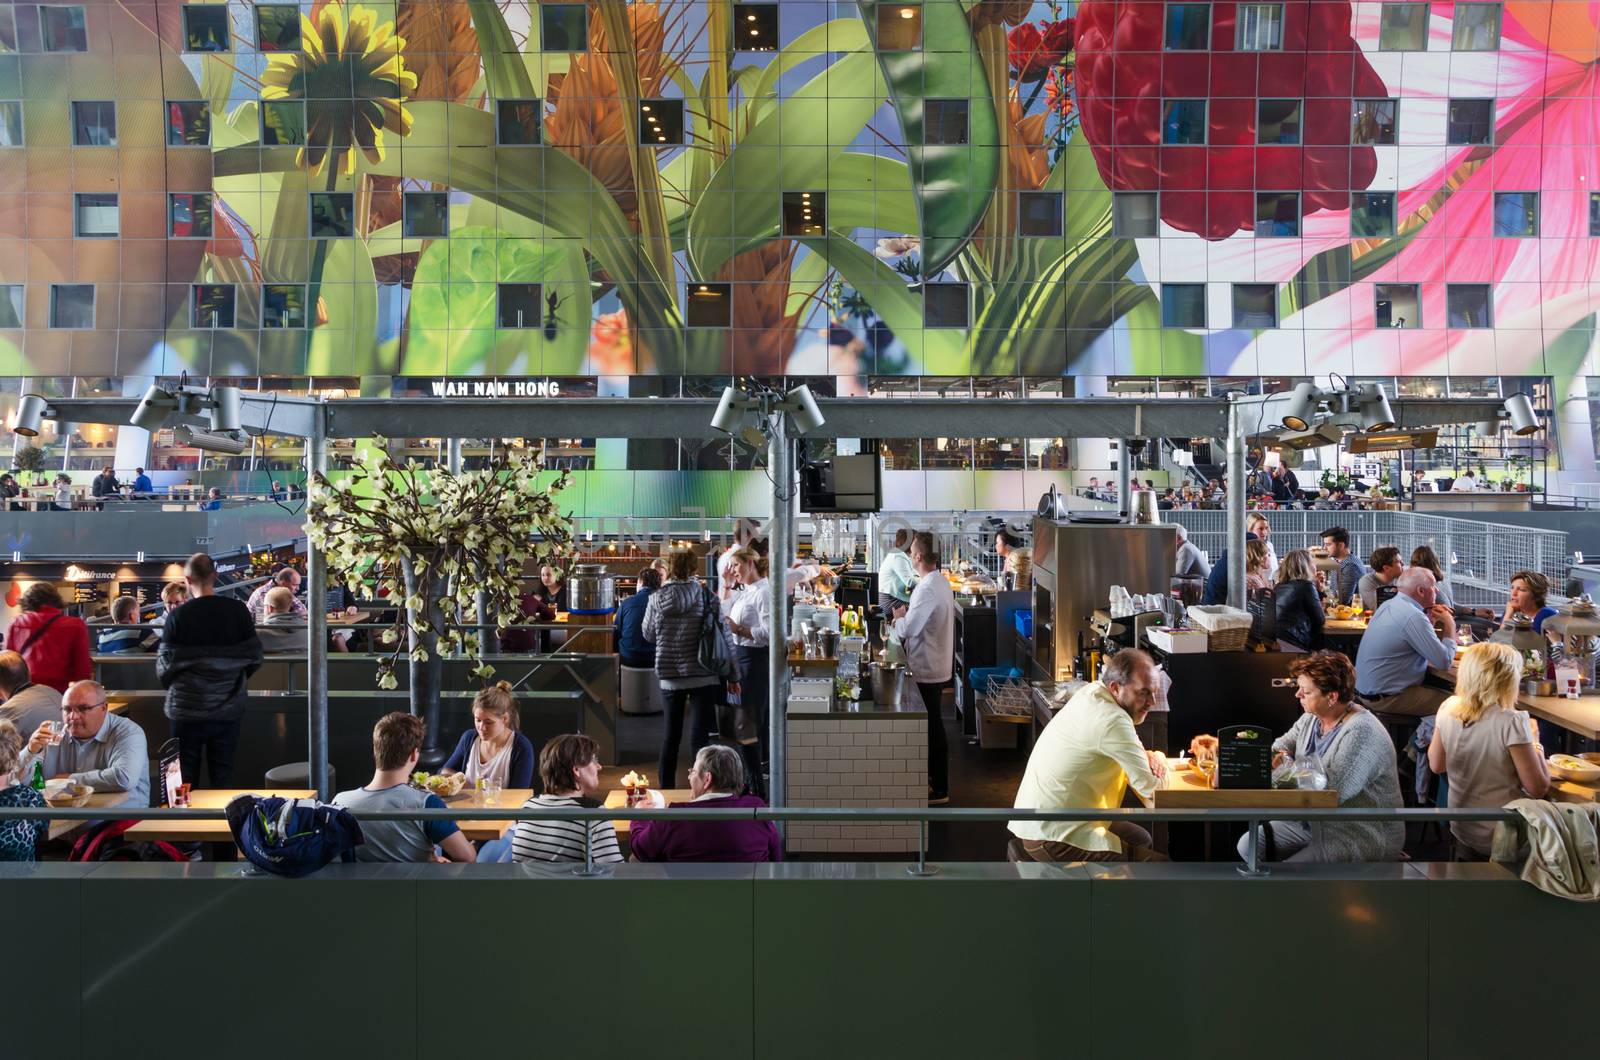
225,795,364,878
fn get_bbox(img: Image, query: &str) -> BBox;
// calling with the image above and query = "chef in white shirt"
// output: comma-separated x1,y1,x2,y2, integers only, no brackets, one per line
890,531,955,804
717,519,759,607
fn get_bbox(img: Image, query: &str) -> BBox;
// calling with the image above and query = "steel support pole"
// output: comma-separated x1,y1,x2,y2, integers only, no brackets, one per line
1226,395,1247,611
767,410,792,811
445,437,462,474
1117,440,1133,518
306,409,331,799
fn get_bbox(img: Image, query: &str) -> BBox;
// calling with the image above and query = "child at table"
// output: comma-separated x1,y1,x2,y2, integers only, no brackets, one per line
0,720,46,861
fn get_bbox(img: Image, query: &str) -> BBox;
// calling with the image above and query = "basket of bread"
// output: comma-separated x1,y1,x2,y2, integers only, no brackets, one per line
411,771,469,799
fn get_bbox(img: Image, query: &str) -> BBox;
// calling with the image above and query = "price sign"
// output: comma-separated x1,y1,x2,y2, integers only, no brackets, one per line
1217,723,1274,789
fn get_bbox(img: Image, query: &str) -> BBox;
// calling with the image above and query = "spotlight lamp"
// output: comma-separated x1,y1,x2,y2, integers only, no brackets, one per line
1355,385,1396,432
130,383,176,431
785,384,825,435
1279,382,1318,432
13,393,52,437
174,424,248,455
1503,393,1540,436
710,386,748,434
209,386,242,432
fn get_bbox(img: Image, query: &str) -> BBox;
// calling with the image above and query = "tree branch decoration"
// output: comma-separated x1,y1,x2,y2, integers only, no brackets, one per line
306,439,574,690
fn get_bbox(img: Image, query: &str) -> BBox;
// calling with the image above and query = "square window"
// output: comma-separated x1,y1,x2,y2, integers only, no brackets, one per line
1235,3,1282,50
309,192,354,237
925,99,969,145
1590,193,1600,238
734,3,778,51
182,4,231,52
72,101,115,146
541,3,588,51
192,284,235,329
1112,192,1158,237
1447,284,1492,327
639,99,684,146
0,8,17,51
1161,284,1206,328
1018,192,1064,238
74,192,118,238
168,192,214,238
924,282,969,329
1255,192,1299,237
1493,191,1537,237
686,283,732,328
1351,192,1395,238
261,100,305,145
1165,3,1210,49
876,3,922,51
0,101,23,146
1447,98,1493,145
1375,283,1419,328
1257,98,1301,144
1378,3,1428,50
50,284,94,329
1232,284,1277,328
496,99,541,145
1351,99,1397,145
782,191,825,237
255,4,301,51
404,192,450,238
166,101,211,146
498,283,542,328
1452,3,1500,50
41,5,87,52
262,284,307,329
0,284,23,328
1163,99,1206,144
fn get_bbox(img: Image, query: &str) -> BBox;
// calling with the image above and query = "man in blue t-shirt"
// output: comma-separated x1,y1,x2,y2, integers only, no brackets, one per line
333,713,475,863
131,467,154,497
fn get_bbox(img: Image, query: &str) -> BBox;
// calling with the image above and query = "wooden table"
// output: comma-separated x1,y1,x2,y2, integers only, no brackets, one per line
449,788,535,841
602,789,697,836
1549,775,1600,804
120,789,316,842
1147,764,1340,809
1429,666,1600,741
47,792,127,841
1324,617,1368,636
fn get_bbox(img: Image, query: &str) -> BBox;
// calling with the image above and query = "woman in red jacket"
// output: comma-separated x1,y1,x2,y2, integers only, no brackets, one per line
4,583,92,693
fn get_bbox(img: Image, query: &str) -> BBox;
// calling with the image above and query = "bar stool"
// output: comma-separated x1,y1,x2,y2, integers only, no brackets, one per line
620,664,664,716
263,762,336,792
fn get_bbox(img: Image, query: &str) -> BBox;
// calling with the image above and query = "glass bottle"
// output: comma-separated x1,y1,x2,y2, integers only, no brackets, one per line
31,760,45,792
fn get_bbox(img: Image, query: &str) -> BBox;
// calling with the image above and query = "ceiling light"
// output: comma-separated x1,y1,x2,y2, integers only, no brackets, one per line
747,13,756,20
900,8,915,18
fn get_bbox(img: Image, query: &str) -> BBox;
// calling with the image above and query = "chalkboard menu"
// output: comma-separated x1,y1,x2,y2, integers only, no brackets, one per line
1217,723,1274,789
1375,583,1399,610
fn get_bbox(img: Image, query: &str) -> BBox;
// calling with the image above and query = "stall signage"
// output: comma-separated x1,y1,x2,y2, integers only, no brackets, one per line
1217,724,1274,789
427,378,562,398
63,565,115,582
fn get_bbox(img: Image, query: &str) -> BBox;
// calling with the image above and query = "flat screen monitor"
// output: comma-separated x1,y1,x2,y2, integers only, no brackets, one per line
801,451,881,513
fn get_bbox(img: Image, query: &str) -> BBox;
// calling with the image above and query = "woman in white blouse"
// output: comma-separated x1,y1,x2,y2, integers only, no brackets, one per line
723,547,771,796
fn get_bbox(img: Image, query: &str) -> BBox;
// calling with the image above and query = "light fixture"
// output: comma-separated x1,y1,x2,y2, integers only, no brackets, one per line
1472,417,1501,437
174,424,248,455
785,384,825,435
711,386,747,434
209,386,241,432
13,393,52,436
900,7,915,17
1356,385,1395,432
1504,393,1539,435
1279,382,1317,432
130,383,175,431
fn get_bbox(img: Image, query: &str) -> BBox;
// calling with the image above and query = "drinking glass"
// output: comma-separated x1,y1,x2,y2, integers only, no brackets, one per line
46,720,65,746
481,778,503,806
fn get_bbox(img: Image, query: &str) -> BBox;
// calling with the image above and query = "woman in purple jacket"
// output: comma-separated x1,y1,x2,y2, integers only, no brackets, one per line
629,744,781,863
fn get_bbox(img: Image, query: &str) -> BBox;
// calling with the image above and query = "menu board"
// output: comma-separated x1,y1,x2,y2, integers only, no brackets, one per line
1217,724,1274,789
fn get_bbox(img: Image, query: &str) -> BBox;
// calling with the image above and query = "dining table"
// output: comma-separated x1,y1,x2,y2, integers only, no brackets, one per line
1146,763,1340,809
119,789,317,843
1428,665,1600,742
602,789,698,836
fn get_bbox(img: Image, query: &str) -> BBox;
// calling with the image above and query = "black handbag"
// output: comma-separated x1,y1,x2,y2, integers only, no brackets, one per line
696,587,737,681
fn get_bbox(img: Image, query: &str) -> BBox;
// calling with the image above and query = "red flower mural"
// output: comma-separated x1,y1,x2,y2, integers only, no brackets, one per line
1074,1,1388,239
1008,19,1075,82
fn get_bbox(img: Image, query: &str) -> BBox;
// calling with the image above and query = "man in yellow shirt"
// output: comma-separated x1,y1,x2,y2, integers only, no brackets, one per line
1009,648,1168,862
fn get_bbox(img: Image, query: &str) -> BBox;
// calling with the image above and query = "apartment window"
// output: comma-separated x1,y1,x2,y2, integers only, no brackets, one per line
1112,192,1158,237
1375,284,1419,328
639,99,684,146
733,3,778,50
1591,193,1600,237
41,5,88,52
262,284,307,329
74,193,118,238
168,192,214,238
1232,284,1277,329
166,101,210,146
0,101,22,146
686,283,732,328
71,101,115,146
261,100,305,145
255,4,300,51
540,3,588,51
497,283,542,329
50,284,94,329
191,284,235,329
309,192,354,237
1493,191,1537,238
403,192,450,238
1165,3,1210,49
1163,100,1206,145
1447,284,1492,327
1378,3,1428,50
1351,99,1397,145
1257,99,1301,144
925,99,969,145
1162,284,1206,328
1351,192,1396,238
182,4,230,51
0,285,23,328
876,3,922,51
924,282,970,329
1452,3,1500,50
782,191,825,237
1255,192,1299,237
496,99,541,145
1235,3,1283,50
1447,98,1493,145
1018,192,1064,238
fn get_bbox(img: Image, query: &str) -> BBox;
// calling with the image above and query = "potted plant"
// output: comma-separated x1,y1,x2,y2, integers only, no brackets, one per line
12,443,46,477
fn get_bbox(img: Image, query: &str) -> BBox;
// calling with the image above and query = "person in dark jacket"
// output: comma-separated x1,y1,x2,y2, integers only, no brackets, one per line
1201,532,1259,606
614,565,660,669
90,466,120,505
157,552,262,787
630,744,781,863
642,550,739,790
3,583,92,693
1273,549,1326,652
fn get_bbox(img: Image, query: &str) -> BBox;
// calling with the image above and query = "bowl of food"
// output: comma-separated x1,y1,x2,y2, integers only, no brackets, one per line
1547,754,1600,784
411,771,468,799
620,769,651,806
43,781,93,808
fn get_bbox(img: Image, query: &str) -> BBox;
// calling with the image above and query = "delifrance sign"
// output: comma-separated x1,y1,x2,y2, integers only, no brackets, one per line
427,378,562,398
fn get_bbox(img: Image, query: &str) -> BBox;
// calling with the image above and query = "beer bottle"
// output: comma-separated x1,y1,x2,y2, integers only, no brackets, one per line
31,760,45,792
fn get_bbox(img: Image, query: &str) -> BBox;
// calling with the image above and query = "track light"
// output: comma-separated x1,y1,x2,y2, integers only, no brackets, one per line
1503,393,1540,435
13,394,51,437
785,384,825,435
130,384,175,431
1279,382,1317,432
1356,385,1395,432
711,386,747,434
175,424,248,455
209,386,241,432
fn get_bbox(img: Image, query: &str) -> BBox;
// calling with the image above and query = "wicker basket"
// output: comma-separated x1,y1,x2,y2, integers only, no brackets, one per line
1186,605,1253,653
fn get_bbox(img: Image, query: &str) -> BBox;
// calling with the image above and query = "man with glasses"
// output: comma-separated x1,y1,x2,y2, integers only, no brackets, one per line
20,679,149,807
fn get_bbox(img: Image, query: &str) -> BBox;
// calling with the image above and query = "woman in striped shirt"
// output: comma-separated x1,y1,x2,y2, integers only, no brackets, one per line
511,733,622,865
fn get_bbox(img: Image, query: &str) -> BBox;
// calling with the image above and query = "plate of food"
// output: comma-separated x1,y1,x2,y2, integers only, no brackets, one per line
1547,754,1600,784
412,771,469,799
43,780,93,808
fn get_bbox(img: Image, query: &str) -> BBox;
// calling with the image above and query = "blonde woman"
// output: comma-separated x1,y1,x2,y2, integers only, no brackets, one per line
440,681,535,789
0,719,46,861
1244,539,1274,592
1273,549,1325,652
1427,642,1550,859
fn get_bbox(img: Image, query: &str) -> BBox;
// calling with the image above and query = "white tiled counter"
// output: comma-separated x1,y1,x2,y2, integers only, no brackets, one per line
786,697,929,854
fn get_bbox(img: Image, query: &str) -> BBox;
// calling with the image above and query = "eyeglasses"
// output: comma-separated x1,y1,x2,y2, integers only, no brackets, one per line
62,700,107,715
